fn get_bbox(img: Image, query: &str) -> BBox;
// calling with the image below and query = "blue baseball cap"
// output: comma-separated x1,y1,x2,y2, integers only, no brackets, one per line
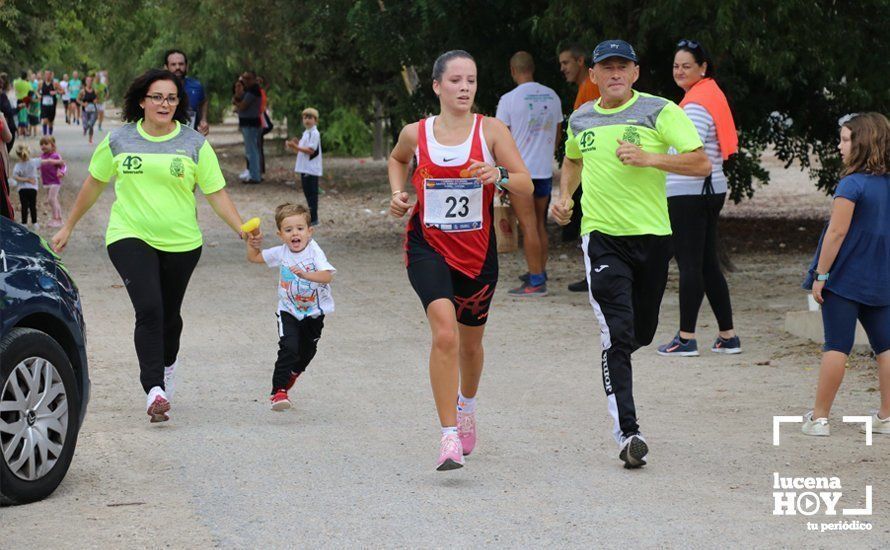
592,40,638,64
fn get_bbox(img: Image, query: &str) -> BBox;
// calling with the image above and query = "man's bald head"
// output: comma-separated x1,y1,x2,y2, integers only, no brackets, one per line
510,51,535,75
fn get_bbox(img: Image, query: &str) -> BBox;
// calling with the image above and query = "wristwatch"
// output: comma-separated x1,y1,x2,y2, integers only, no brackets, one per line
495,166,509,191
816,272,830,281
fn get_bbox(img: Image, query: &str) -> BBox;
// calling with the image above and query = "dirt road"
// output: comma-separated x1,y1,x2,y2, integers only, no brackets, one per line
4,116,886,548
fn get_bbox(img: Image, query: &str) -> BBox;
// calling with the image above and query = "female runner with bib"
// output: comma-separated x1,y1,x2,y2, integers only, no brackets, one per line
389,50,532,470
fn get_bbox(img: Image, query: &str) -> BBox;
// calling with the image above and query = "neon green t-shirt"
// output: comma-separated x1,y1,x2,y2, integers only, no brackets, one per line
13,78,31,100
88,120,226,252
565,90,703,236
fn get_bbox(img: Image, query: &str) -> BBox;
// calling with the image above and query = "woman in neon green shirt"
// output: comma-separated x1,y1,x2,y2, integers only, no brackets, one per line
52,69,261,423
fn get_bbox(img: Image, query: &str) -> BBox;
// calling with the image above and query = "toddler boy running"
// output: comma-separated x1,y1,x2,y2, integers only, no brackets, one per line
247,203,335,410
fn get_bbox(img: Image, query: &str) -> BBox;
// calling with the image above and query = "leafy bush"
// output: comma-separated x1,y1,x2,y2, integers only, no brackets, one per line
320,107,372,157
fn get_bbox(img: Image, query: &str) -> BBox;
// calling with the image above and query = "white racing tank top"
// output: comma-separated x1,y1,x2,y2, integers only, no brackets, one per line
415,115,494,166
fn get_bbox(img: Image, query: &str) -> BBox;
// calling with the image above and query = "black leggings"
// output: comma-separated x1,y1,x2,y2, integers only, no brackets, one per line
18,189,37,224
667,193,734,334
301,174,319,223
107,239,202,393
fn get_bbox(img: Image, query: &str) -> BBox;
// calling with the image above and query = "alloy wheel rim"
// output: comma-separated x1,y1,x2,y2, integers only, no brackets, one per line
0,357,69,481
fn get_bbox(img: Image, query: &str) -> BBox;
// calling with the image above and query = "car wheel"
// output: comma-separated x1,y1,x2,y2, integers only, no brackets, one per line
0,327,81,506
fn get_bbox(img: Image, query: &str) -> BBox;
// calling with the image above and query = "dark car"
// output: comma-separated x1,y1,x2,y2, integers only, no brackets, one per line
0,217,89,505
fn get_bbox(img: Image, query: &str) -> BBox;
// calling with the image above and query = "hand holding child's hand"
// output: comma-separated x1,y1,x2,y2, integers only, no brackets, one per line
247,230,263,249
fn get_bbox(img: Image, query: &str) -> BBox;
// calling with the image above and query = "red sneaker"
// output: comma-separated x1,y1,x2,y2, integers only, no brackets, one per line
270,389,292,411
285,371,301,391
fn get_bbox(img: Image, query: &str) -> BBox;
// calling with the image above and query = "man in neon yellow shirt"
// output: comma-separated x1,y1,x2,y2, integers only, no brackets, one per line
552,40,711,469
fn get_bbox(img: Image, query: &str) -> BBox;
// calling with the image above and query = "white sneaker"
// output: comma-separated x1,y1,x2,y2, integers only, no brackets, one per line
618,433,648,469
146,386,171,423
164,360,178,399
802,411,829,436
860,413,890,435
238,169,250,181
32,223,40,230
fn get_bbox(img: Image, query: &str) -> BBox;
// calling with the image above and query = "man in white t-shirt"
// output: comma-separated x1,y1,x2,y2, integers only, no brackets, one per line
496,51,563,297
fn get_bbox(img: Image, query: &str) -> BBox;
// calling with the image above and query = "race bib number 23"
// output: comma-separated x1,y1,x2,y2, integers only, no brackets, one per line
423,178,483,232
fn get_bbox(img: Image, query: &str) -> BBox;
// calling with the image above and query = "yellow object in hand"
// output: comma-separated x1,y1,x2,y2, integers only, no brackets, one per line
241,217,261,236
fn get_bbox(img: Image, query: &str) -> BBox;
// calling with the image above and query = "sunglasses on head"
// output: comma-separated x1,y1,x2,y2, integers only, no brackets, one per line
677,39,701,50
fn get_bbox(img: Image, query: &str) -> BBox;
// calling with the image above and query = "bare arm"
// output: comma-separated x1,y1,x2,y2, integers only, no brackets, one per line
551,156,583,225
388,123,418,217
246,240,265,263
484,117,533,196
51,175,110,251
811,197,856,304
292,268,334,284
198,99,210,135
204,188,245,237
616,140,711,177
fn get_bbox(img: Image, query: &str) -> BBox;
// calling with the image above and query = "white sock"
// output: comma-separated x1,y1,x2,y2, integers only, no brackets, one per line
441,426,458,437
457,392,476,414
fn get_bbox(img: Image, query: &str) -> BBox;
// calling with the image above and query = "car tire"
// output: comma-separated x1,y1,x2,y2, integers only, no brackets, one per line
0,327,81,506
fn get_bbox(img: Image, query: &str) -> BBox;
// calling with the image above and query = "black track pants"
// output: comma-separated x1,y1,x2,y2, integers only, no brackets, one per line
273,311,324,392
582,231,671,442
107,239,202,393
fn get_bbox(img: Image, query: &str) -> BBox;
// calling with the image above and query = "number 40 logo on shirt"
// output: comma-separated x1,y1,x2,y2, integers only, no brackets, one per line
122,155,143,174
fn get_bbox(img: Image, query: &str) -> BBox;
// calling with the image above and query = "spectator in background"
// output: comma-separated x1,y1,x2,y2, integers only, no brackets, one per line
164,49,209,135
496,51,563,297
0,73,16,151
558,44,601,292
257,75,271,175
657,40,741,357
233,71,262,184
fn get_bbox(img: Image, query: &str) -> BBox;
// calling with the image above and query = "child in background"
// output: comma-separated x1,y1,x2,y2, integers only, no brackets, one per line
17,97,30,137
801,112,890,437
285,108,322,225
39,136,66,228
11,143,45,229
27,91,40,138
246,203,335,411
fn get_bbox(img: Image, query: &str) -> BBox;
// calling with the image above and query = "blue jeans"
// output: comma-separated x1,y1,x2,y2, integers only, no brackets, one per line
240,126,261,181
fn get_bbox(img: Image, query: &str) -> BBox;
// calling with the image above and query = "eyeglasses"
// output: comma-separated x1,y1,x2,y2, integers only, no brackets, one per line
145,94,180,106
677,39,701,50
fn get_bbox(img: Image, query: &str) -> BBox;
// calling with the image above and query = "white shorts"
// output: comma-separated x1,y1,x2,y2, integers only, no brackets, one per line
98,102,106,112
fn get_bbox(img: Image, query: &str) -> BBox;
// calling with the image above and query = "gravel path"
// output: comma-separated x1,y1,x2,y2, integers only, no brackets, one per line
4,114,886,548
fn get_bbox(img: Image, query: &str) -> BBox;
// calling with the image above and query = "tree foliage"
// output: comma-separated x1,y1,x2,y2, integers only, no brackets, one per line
5,0,888,193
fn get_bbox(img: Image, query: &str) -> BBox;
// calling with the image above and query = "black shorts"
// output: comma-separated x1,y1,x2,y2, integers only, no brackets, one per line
41,104,56,120
407,257,497,327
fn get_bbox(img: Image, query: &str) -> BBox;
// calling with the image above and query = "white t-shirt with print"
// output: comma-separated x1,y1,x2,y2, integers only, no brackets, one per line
495,81,563,179
294,126,322,176
262,240,335,319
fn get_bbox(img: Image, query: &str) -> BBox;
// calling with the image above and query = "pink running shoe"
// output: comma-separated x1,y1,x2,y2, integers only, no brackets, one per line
146,387,171,423
457,409,477,456
436,433,465,471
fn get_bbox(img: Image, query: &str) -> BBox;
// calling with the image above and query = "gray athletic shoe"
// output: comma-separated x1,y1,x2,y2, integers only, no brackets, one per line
507,282,548,297
619,433,648,469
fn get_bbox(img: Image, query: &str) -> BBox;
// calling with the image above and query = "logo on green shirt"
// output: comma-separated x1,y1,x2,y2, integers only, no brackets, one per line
580,130,596,152
621,126,641,146
122,155,143,174
169,157,185,178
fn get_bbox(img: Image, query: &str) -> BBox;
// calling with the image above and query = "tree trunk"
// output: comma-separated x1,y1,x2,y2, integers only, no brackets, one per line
372,96,385,160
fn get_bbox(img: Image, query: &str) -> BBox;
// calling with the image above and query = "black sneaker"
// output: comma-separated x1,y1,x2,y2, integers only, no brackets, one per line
567,278,588,292
618,433,648,469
